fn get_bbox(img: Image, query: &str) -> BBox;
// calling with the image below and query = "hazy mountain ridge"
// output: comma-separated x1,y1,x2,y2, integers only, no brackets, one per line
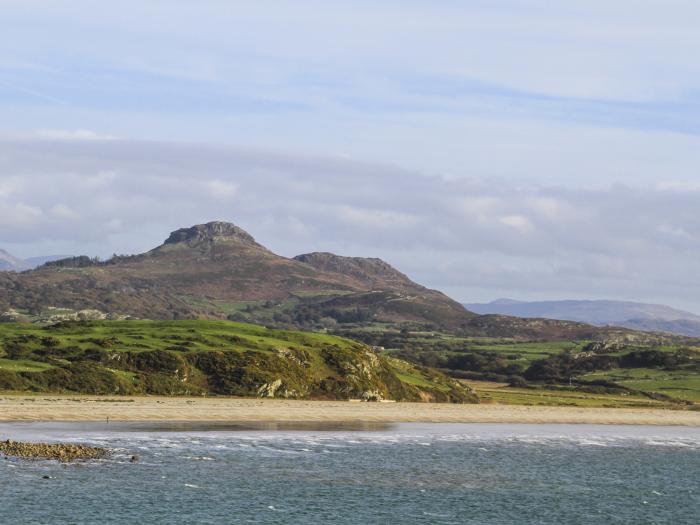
0,249,71,271
465,299,700,337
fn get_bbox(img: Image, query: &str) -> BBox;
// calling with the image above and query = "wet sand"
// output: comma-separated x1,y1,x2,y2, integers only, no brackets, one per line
1,395,699,426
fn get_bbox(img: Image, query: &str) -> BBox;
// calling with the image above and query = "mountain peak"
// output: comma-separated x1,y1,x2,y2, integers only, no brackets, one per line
163,221,260,247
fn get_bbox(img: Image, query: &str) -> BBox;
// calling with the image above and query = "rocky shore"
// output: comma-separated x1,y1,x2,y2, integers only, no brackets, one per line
0,439,108,461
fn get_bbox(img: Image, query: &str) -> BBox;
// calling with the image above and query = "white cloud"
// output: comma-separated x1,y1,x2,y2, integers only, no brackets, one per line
33,129,116,141
0,179,20,198
337,205,419,229
0,202,42,226
50,203,81,220
1,138,699,310
499,215,533,232
206,179,238,199
2,0,700,190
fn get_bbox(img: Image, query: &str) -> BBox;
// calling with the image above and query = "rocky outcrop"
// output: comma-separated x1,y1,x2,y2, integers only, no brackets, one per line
361,390,384,402
162,221,262,248
257,378,283,397
0,440,108,461
294,252,416,290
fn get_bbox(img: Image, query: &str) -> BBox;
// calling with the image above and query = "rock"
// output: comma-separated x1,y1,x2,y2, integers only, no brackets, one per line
257,379,283,398
163,221,260,248
0,439,108,462
0,309,24,322
583,341,624,354
361,391,383,402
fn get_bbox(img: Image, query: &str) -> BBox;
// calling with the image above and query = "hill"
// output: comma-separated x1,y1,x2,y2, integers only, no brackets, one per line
0,221,472,329
0,320,475,402
465,299,700,337
1,222,688,344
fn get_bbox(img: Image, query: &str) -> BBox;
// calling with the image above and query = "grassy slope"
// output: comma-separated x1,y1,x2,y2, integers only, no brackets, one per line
584,368,700,403
0,320,474,402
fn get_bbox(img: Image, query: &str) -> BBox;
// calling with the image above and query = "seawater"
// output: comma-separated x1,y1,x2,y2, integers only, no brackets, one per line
1,423,699,524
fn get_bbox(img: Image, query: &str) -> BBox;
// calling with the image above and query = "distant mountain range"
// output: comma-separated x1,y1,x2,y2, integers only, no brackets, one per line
0,249,71,271
465,299,700,337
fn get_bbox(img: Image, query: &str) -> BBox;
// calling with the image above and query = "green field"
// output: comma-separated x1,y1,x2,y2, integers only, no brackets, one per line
469,380,672,408
335,324,700,406
0,320,473,402
0,358,55,372
585,368,700,403
1,320,698,407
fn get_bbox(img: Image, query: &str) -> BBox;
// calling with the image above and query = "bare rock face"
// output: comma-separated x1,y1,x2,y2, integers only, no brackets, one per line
257,378,284,397
163,221,260,248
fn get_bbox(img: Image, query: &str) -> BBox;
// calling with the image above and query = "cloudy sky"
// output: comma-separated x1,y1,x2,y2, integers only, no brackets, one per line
1,1,700,310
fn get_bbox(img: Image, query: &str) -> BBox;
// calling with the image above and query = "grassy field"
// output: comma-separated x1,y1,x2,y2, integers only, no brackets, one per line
0,358,55,372
468,380,672,408
584,368,700,403
0,320,473,402
1,320,698,407
337,325,700,406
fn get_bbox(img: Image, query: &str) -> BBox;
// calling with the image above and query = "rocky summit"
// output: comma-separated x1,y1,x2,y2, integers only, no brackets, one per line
163,221,262,248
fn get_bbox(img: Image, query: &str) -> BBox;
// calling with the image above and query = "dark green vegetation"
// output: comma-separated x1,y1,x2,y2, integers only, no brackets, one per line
0,320,475,402
339,325,700,407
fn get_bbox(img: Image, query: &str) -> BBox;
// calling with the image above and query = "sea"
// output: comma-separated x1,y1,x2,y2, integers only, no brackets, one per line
1,422,699,524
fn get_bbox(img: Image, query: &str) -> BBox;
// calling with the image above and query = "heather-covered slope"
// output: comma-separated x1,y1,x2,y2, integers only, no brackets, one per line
0,222,472,328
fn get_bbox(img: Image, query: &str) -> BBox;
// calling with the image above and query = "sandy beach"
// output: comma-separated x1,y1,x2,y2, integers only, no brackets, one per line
0,395,698,426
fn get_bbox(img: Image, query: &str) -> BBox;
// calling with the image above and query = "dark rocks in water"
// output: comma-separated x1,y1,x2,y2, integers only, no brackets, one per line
130,455,139,463
0,439,108,462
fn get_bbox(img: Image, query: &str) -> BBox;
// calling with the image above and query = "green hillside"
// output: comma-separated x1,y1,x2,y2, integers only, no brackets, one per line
0,320,475,403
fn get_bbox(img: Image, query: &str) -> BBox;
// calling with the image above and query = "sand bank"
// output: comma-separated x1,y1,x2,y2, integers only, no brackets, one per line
1,395,699,426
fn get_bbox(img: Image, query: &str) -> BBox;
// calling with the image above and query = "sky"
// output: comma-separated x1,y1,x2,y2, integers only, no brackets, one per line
1,1,700,311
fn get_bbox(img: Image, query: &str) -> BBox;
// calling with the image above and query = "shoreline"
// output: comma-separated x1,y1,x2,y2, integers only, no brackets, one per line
1,395,699,426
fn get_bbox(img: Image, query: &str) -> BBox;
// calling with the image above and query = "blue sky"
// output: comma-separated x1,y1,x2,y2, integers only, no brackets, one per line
2,1,700,309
